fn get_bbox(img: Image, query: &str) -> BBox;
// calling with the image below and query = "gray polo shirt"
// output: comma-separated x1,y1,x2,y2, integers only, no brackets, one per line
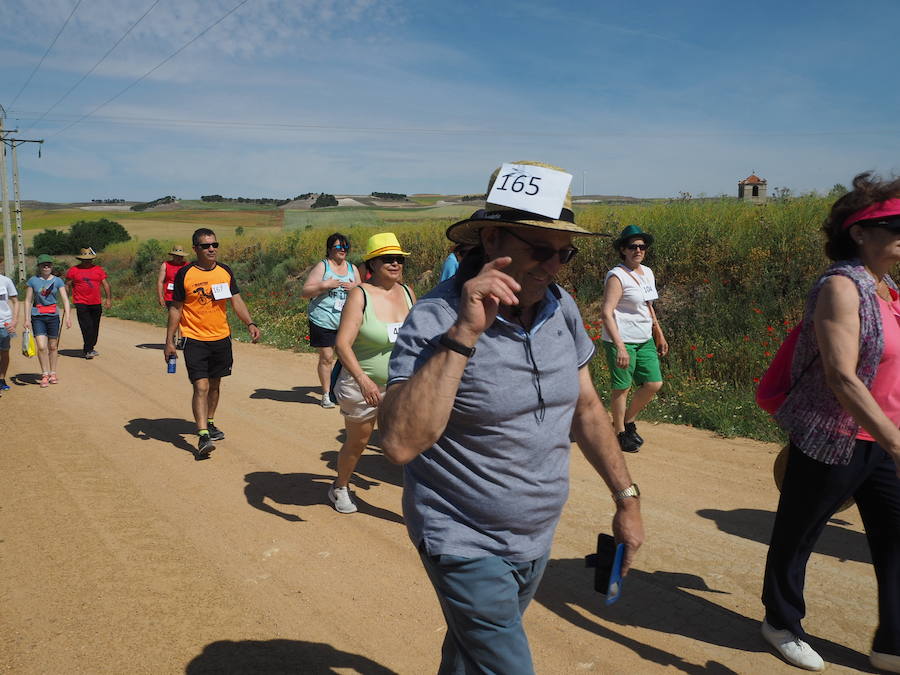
387,279,595,562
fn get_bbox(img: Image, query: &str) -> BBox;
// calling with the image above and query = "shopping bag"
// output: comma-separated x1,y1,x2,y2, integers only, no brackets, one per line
22,328,36,358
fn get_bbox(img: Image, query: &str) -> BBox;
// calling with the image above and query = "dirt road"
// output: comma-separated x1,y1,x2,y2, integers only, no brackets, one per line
0,318,881,674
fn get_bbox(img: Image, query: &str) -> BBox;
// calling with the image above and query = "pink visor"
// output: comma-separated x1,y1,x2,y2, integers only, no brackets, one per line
843,198,900,229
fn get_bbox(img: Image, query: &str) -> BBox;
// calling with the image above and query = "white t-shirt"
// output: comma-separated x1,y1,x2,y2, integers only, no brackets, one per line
0,274,18,325
601,264,658,344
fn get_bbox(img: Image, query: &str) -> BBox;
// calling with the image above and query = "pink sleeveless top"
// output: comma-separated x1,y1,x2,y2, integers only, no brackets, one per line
857,291,900,441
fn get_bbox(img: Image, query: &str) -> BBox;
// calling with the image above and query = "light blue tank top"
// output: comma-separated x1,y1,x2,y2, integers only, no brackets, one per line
308,259,356,330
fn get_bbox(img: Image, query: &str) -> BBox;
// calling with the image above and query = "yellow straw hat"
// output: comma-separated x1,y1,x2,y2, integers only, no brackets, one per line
363,232,410,261
446,160,602,245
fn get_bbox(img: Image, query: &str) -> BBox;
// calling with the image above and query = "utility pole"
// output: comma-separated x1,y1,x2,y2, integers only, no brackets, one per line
11,143,28,281
0,114,12,278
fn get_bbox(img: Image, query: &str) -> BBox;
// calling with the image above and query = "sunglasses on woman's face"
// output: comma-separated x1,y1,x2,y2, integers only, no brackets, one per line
504,228,578,264
378,255,406,265
39,263,53,267
196,242,219,250
626,243,648,251
333,244,348,251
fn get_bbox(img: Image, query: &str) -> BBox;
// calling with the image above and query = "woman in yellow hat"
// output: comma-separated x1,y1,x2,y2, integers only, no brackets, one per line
328,232,416,513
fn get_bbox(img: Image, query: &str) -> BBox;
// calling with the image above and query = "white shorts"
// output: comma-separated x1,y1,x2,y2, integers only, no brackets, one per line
335,368,385,423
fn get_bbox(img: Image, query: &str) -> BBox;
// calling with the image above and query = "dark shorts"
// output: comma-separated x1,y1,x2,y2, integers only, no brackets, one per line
165,300,176,309
184,337,233,382
309,321,337,348
31,314,61,339
0,326,10,351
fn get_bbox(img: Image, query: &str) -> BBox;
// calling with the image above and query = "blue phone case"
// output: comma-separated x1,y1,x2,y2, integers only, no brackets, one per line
605,542,625,605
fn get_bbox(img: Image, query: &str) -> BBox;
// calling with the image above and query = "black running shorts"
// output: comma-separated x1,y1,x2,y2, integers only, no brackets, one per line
308,321,337,348
184,337,233,382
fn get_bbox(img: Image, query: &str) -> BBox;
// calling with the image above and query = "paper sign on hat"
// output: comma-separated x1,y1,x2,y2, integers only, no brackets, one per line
486,163,573,219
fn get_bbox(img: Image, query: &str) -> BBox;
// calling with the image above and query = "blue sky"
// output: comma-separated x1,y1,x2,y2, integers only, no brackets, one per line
2,0,899,202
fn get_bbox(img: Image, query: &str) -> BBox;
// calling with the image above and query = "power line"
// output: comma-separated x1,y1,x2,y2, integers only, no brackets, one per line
50,0,252,138
22,0,163,135
9,0,84,108
5,110,898,140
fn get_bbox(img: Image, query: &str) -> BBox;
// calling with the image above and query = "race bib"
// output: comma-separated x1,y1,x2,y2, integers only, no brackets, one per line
487,163,572,219
211,283,232,300
386,322,402,344
166,282,174,291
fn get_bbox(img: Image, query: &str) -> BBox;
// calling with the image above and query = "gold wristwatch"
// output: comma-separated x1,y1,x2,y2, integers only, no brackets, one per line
612,483,640,503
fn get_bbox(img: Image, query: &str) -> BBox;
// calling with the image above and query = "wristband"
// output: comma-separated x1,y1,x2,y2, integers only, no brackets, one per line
439,332,476,358
247,322,257,328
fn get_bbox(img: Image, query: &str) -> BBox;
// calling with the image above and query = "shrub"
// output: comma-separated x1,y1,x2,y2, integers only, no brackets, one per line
29,229,71,255
311,193,338,209
134,239,165,276
69,218,131,252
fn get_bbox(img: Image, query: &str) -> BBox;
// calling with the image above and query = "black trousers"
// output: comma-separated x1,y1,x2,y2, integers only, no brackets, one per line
762,441,900,655
75,303,102,353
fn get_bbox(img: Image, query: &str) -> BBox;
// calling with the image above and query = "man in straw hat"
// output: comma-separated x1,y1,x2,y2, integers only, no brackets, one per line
65,247,111,360
164,229,261,459
379,161,644,673
158,245,189,349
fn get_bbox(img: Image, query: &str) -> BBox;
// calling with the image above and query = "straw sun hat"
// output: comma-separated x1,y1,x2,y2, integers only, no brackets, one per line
363,232,410,261
169,245,186,256
446,161,603,246
75,247,97,260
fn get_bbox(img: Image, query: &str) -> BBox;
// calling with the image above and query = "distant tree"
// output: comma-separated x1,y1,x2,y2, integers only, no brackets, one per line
295,193,315,200
131,195,176,211
69,218,131,251
677,191,692,200
371,192,407,200
235,226,245,237
311,193,338,209
772,186,793,202
29,229,71,255
828,183,849,199
134,239,165,276
201,194,225,202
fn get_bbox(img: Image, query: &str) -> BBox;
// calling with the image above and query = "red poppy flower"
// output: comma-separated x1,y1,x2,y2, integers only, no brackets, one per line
706,353,714,358
753,377,760,383
690,345,697,351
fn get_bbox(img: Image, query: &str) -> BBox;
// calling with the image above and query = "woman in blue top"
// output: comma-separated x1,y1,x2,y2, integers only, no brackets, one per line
24,254,71,387
302,233,360,407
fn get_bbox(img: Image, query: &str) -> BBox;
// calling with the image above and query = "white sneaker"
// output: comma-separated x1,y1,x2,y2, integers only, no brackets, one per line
871,650,900,673
321,394,335,409
328,484,357,514
761,620,825,671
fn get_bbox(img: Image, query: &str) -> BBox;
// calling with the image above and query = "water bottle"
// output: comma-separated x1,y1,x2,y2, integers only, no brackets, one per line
167,354,177,374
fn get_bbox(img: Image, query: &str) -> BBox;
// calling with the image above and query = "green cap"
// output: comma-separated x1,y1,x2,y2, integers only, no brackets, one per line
36,254,55,265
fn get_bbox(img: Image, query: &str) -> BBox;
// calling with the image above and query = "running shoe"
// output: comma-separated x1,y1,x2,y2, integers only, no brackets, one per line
84,351,94,360
197,434,216,458
49,372,58,384
321,394,336,409
617,430,640,453
624,421,644,447
0,379,9,391
39,374,50,388
328,484,357,513
207,422,225,441
87,350,100,358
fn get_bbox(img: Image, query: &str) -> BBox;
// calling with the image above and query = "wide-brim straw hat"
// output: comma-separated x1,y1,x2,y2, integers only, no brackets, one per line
613,224,654,249
363,232,410,261
446,161,601,246
75,247,97,260
169,245,186,257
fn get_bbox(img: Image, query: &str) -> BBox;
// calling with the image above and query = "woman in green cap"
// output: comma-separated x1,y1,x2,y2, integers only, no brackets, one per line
600,225,668,452
24,254,72,387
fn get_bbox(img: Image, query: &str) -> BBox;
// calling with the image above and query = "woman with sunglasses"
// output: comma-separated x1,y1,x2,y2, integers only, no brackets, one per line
600,224,668,453
760,173,900,673
24,254,72,387
302,233,360,408
328,233,415,513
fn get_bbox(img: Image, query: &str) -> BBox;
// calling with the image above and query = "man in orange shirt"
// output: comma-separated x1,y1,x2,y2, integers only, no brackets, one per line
164,228,261,458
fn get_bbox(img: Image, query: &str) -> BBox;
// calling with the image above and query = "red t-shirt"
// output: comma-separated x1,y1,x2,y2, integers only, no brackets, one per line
163,260,187,302
66,264,107,304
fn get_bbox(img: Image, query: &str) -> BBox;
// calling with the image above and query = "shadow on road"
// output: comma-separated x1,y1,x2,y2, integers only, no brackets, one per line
124,417,198,458
135,343,165,350
697,508,872,564
244,471,404,524
250,385,321,404
59,349,85,358
186,638,398,674
11,372,43,385
534,558,874,674
320,448,402,489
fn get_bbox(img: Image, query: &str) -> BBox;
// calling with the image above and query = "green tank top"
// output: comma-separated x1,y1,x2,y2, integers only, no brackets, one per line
353,284,413,386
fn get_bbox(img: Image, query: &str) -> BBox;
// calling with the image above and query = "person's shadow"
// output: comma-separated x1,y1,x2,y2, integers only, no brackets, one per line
135,343,165,350
534,558,875,673
697,508,872,564
124,417,200,458
244,471,404,524
320,442,403,490
186,638,397,674
250,386,322,404
11,372,43,385
59,349,84,358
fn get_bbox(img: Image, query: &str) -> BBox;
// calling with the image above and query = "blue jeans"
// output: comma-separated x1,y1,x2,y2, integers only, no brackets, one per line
31,314,60,338
419,547,550,674
0,326,10,351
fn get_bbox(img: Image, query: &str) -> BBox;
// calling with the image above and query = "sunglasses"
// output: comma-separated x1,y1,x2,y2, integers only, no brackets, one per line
504,229,578,264
626,243,648,251
332,243,349,250
377,255,406,265
39,262,53,267
196,242,220,250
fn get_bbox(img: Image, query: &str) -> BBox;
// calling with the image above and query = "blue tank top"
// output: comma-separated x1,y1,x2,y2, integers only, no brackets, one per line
308,259,356,330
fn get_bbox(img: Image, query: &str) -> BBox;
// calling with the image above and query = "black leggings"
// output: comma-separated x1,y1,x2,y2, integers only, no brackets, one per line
75,303,102,353
762,441,900,654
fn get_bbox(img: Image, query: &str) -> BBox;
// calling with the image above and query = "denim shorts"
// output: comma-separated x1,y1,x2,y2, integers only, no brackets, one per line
0,326,10,351
31,314,61,338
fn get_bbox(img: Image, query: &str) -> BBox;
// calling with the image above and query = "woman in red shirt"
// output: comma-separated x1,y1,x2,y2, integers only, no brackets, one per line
157,245,188,346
